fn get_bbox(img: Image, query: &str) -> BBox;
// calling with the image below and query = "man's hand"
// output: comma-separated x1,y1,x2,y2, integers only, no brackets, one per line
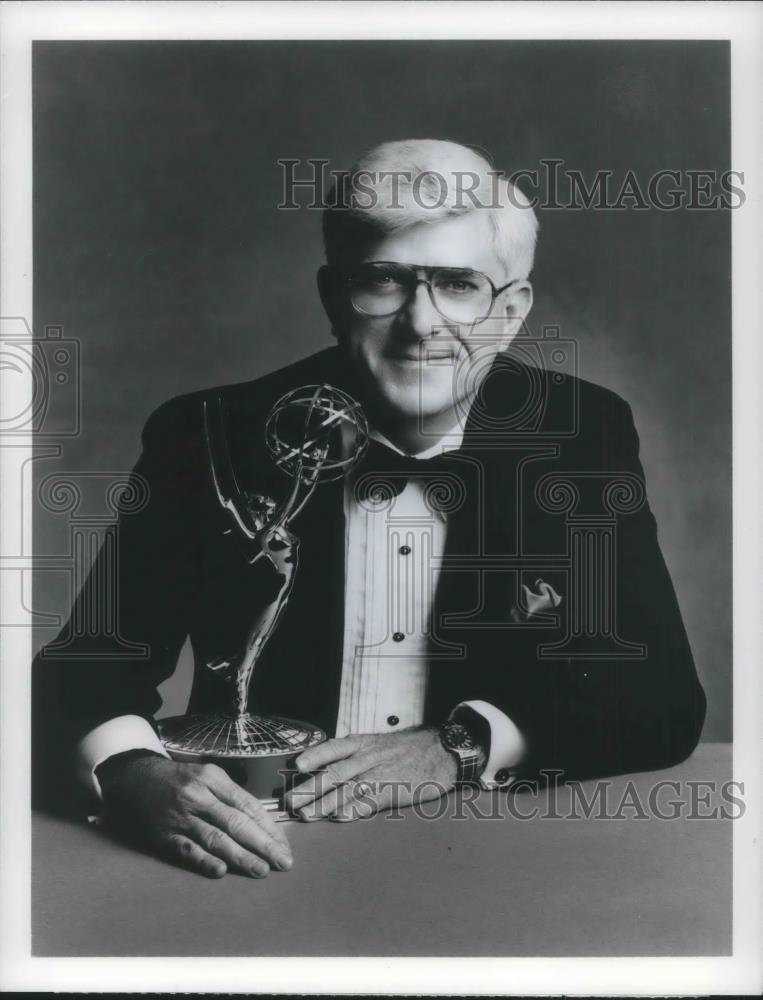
97,755,293,879
284,726,484,822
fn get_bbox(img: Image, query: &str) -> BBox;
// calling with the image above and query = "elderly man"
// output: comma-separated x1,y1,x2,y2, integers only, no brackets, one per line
33,139,706,879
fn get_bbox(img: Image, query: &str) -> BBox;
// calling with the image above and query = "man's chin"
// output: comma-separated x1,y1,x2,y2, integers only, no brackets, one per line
370,388,462,426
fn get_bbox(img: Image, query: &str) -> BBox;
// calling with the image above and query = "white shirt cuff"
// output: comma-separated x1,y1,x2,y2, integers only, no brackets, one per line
450,699,527,788
76,714,169,800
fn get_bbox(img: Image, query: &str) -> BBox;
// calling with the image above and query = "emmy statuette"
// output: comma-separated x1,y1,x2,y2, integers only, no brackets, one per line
158,384,368,799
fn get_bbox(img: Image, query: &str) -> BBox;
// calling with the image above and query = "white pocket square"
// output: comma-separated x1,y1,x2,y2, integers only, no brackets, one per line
510,578,563,623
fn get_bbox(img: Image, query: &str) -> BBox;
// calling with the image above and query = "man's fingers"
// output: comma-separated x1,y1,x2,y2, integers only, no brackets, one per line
294,736,363,774
328,774,438,822
190,817,274,878
285,749,380,815
201,764,291,852
163,833,227,879
299,776,380,822
286,767,346,813
297,783,343,822
200,798,293,872
329,783,380,822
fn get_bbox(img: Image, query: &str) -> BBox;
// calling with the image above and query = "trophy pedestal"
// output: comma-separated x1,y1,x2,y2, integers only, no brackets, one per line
158,712,325,800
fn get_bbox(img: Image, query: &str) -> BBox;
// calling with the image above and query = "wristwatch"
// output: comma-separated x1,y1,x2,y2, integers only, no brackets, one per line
439,720,482,785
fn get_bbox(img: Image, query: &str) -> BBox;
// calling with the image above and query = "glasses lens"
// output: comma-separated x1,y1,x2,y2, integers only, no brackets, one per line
350,263,412,317
431,268,493,323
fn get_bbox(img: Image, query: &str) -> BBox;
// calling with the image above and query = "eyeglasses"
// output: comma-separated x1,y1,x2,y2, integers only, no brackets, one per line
343,261,518,326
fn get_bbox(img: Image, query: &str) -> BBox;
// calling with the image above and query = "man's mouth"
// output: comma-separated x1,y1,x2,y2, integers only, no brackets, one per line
387,348,457,363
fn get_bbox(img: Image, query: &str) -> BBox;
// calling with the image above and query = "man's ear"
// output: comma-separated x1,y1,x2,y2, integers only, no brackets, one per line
317,266,342,340
500,281,533,348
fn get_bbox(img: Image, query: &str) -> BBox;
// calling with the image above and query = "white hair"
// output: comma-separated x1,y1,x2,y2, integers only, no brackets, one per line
322,139,538,280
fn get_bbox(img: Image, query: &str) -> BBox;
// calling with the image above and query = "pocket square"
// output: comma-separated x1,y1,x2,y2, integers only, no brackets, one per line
510,578,563,623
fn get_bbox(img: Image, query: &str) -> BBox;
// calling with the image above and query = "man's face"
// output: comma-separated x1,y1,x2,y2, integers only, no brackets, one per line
321,211,532,435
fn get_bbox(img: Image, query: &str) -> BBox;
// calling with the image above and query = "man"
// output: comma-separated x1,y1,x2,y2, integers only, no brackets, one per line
33,139,706,880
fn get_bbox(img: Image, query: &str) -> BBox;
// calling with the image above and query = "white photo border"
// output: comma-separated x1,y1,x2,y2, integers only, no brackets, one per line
1,1,760,994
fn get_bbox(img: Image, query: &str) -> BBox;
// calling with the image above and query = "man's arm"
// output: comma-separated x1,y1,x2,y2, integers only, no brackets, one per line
32,397,198,803
32,397,293,878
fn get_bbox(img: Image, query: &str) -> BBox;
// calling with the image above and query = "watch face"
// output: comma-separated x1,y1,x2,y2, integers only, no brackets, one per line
442,723,474,751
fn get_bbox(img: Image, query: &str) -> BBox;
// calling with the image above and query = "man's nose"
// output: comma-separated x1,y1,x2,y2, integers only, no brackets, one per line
398,281,441,339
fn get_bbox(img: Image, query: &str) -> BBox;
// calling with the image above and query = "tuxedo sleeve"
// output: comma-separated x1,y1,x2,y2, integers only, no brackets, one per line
503,398,707,783
32,397,200,803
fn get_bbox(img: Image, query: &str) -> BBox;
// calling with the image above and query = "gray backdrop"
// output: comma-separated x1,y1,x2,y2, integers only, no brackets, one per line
32,41,731,740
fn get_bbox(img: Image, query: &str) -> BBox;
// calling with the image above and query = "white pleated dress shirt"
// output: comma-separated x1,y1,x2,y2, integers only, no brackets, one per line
334,425,525,784
77,425,526,798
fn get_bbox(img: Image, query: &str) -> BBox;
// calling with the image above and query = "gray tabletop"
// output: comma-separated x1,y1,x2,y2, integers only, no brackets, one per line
33,743,732,957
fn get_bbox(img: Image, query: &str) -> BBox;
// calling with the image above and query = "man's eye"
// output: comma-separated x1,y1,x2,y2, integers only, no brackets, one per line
439,278,477,294
366,273,403,290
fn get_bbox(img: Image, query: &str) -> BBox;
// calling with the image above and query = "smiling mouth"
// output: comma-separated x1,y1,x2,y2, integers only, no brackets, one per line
388,349,456,362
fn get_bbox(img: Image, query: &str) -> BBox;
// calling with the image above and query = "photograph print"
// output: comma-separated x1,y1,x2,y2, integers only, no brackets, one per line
18,29,743,968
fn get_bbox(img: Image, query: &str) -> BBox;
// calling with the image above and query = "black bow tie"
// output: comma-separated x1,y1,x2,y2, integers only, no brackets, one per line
353,438,464,501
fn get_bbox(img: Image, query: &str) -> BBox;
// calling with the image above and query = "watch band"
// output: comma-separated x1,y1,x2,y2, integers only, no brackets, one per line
439,721,481,785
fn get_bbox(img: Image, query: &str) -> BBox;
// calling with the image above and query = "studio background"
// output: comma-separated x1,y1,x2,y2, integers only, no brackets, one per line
31,40,731,741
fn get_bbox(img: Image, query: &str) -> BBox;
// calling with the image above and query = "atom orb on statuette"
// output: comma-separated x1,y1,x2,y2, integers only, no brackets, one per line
265,383,369,484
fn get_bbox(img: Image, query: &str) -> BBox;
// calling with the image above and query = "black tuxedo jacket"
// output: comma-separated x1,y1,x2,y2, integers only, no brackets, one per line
33,345,706,795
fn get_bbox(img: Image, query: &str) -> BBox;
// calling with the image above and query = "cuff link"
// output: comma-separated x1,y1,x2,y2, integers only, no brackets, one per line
479,767,517,790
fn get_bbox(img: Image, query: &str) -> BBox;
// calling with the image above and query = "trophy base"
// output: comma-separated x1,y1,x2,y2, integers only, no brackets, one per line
158,712,326,800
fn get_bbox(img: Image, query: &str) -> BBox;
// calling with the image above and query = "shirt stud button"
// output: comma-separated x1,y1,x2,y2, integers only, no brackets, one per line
399,545,411,555
392,631,405,642
387,715,399,726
